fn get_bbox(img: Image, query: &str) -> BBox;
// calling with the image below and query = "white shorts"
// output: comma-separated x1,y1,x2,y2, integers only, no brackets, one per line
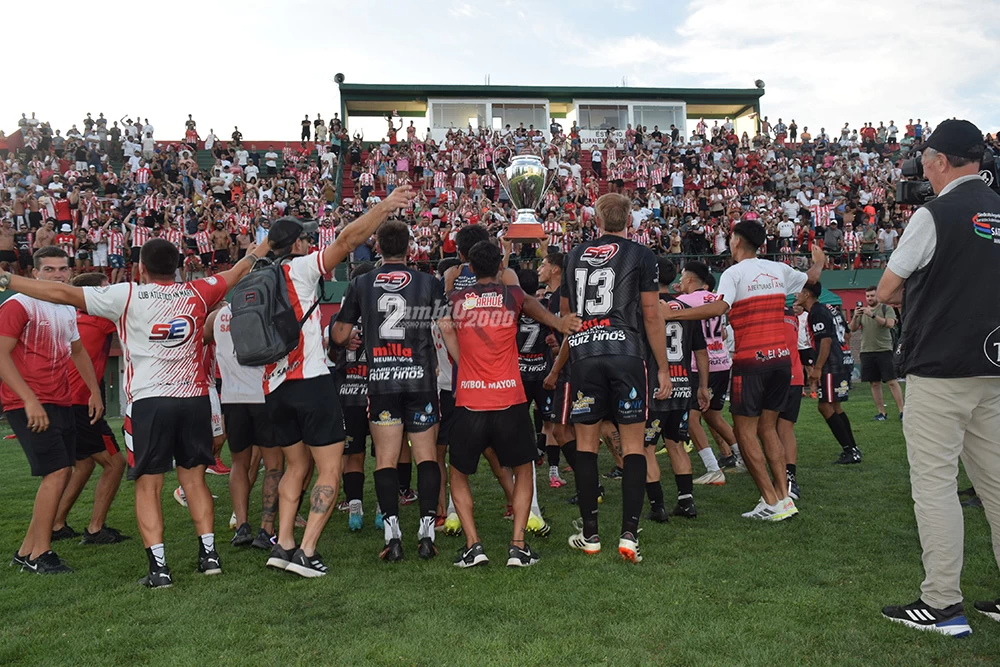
209,386,224,438
92,247,108,267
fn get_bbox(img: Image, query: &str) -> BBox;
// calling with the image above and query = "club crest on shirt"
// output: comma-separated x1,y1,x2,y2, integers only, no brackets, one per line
581,243,619,266
374,271,411,292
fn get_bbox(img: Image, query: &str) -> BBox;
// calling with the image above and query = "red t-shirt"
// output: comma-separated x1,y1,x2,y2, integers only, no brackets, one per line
67,312,116,406
0,295,80,411
450,283,527,411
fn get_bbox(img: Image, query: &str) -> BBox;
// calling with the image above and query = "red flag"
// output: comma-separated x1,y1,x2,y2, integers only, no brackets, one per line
853,252,862,269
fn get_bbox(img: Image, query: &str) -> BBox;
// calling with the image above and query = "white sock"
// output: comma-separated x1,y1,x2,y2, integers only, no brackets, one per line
731,444,741,458
349,499,362,514
199,533,215,553
698,448,721,472
384,515,400,543
447,494,455,515
419,515,435,542
549,465,559,478
530,466,541,515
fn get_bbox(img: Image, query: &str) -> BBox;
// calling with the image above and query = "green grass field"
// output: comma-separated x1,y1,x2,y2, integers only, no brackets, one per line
1,387,998,666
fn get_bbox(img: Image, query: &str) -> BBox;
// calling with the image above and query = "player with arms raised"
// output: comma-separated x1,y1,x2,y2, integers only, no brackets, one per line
562,193,670,563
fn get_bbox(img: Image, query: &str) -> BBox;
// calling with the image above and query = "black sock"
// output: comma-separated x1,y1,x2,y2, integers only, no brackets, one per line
621,454,646,536
562,440,578,469
675,473,694,505
645,481,664,510
146,545,165,571
416,461,441,518
533,409,543,435
838,412,858,448
536,433,546,454
826,414,853,452
343,471,364,503
786,463,797,484
573,450,599,538
397,461,412,493
374,467,400,520
547,445,561,467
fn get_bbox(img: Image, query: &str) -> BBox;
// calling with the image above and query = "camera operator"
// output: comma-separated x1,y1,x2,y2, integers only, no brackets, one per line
878,120,1000,635
849,287,903,421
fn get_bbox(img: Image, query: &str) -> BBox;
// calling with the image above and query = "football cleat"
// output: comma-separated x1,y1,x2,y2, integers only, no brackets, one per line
526,512,551,537
567,519,601,554
618,531,642,563
693,470,726,486
443,512,463,536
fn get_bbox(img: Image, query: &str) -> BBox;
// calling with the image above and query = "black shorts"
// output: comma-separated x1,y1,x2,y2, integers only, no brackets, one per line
522,379,553,421
222,403,276,453
437,390,456,447
368,390,439,433
549,380,571,424
73,405,119,460
213,249,230,265
730,368,791,417
448,403,536,475
692,369,731,412
644,409,688,447
817,371,851,404
0,249,17,264
265,374,345,447
125,396,213,480
200,252,213,267
7,405,76,477
343,405,371,455
799,349,816,368
779,387,803,423
861,351,896,383
570,355,648,425
131,247,141,264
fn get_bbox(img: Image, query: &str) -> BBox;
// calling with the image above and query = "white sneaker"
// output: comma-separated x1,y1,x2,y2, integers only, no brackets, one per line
568,519,601,554
173,487,187,507
741,498,780,520
693,470,726,486
229,512,237,530
770,497,798,522
618,531,642,563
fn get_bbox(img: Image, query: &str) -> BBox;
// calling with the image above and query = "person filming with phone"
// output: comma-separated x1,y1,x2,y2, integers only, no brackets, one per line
850,286,903,421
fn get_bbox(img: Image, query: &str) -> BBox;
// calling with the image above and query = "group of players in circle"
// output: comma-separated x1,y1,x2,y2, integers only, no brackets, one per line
2,184,860,585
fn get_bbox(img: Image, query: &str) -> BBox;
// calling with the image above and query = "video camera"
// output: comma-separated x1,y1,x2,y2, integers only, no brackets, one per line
897,147,1000,205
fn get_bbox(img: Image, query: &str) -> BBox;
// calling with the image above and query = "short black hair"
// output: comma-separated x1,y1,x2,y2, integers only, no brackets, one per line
804,281,822,298
732,220,766,251
865,285,878,292
543,250,564,271
657,256,677,286
376,220,410,259
437,257,460,277
140,238,180,277
682,260,712,289
71,272,108,287
468,240,502,279
351,261,375,279
33,246,68,270
456,225,490,260
518,268,539,294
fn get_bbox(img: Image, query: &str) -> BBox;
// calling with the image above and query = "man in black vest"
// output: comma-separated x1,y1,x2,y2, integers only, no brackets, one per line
878,119,1000,637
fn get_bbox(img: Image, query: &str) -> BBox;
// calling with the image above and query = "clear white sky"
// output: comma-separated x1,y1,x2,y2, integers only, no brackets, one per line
5,0,998,141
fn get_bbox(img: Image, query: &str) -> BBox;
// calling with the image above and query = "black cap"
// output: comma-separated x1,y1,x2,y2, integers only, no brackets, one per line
914,119,984,160
268,216,319,249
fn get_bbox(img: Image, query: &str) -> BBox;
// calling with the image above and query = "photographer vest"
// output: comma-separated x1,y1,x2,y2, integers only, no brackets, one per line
900,178,1000,377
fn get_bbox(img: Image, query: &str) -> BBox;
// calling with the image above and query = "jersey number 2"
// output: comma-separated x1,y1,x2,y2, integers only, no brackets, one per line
378,294,406,340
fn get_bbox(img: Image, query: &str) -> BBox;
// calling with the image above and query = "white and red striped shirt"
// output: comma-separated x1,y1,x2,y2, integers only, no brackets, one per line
194,231,212,254
164,229,184,250
358,172,375,187
131,225,151,247
107,229,125,256
433,170,448,188
135,168,151,184
318,226,337,248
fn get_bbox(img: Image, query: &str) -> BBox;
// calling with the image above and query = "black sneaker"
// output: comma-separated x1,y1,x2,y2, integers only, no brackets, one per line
717,454,737,469
833,447,863,465
24,550,73,574
568,493,579,505
881,599,971,637
506,543,540,568
380,538,404,562
198,550,222,575
646,505,670,523
958,487,977,498
231,523,254,547
603,466,623,480
138,565,173,589
454,542,489,568
672,501,698,519
285,548,329,578
51,525,79,542
10,551,28,569
789,481,801,501
266,543,296,570
80,526,131,545
961,496,984,509
417,537,437,560
251,529,276,551
973,598,1000,623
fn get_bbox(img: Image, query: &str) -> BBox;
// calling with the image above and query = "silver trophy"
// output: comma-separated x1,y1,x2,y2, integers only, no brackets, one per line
493,150,552,241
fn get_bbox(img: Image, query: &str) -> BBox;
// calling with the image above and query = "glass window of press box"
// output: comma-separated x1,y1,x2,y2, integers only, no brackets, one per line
632,105,686,133
491,104,547,131
433,103,487,130
577,104,629,131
